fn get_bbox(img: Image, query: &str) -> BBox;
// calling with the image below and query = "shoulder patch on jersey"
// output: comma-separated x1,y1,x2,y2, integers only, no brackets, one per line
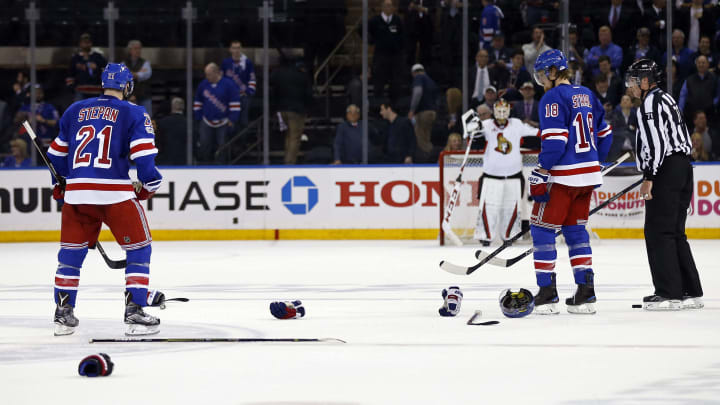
143,113,154,134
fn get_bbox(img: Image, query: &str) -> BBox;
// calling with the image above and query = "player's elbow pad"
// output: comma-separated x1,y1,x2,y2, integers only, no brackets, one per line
538,140,565,169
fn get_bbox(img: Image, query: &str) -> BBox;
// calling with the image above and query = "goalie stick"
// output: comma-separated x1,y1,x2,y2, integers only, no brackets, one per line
439,151,631,275
441,110,483,246
89,337,346,343
22,121,127,270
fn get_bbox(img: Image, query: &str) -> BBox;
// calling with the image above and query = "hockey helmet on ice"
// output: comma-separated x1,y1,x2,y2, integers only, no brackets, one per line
499,288,534,318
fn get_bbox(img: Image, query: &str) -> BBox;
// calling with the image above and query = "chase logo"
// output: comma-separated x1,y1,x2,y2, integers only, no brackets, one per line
281,176,318,215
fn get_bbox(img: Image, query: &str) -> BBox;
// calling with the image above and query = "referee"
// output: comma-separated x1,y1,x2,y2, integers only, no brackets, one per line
626,59,704,311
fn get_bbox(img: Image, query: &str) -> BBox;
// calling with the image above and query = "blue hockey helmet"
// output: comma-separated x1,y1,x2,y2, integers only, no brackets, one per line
499,288,535,318
101,63,134,95
533,49,568,86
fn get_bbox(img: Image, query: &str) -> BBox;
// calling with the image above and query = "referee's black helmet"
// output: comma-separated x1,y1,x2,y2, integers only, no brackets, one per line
625,58,662,88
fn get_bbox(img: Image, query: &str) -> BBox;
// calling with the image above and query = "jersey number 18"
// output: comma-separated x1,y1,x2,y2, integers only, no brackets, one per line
572,112,596,153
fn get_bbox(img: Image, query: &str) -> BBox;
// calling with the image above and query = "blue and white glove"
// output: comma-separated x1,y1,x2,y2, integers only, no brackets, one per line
270,300,306,319
439,286,463,317
528,167,550,203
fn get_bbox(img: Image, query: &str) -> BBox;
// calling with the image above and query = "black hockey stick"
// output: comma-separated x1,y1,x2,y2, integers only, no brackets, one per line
439,151,631,276
157,297,189,310
22,121,127,270
89,337,346,343
474,177,644,268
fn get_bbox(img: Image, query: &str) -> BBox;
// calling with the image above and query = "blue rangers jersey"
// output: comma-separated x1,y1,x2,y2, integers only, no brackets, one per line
479,4,503,49
221,55,257,96
193,77,242,128
538,84,612,187
47,95,162,204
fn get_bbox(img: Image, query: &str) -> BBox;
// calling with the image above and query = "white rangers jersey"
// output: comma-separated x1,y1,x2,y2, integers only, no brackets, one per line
481,118,539,176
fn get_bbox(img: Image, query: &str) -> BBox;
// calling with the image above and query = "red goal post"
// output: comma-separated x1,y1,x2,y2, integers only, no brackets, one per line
438,149,539,246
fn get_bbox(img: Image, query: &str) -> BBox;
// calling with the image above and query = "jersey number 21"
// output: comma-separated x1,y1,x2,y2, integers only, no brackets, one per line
73,125,113,169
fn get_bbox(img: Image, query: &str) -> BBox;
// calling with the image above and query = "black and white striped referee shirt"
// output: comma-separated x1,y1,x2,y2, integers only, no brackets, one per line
635,87,692,180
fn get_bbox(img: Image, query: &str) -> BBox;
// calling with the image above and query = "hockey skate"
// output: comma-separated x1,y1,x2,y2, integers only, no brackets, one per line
642,295,682,311
534,275,559,315
566,273,596,315
54,292,79,336
682,296,704,310
125,291,160,336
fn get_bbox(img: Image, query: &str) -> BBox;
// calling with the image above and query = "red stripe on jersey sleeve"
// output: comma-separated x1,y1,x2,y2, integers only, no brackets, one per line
50,141,69,153
541,132,568,140
125,276,149,286
55,277,79,287
130,142,156,155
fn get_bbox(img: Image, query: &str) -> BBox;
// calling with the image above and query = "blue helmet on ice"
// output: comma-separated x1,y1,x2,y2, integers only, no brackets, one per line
533,49,568,86
499,288,535,318
101,63,134,95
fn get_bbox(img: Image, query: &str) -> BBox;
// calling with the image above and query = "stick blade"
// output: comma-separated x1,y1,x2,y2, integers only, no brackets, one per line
439,260,472,275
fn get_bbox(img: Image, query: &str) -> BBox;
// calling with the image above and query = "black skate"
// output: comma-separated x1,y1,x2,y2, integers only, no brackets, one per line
124,291,160,336
643,295,682,311
566,273,597,315
534,274,559,315
54,292,79,336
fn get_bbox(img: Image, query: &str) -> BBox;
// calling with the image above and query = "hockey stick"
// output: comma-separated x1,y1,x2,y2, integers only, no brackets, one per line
441,110,482,246
439,151,631,275
474,176,644,269
89,337,346,343
22,121,127,270
158,297,189,310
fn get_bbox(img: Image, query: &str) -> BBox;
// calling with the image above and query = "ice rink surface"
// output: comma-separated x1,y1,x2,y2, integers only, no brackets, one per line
1,239,719,405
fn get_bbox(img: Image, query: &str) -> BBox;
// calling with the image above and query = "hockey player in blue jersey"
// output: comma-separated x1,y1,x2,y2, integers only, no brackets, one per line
528,49,612,315
47,63,164,336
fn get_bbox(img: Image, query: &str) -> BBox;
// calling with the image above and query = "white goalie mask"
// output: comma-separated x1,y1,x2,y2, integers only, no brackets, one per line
493,99,511,122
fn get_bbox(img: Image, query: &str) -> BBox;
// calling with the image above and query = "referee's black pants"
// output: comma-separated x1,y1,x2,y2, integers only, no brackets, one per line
644,154,703,299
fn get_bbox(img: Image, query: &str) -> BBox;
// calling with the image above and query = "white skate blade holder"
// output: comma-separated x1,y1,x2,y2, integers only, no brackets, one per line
534,303,560,315
567,303,596,315
126,324,160,336
54,323,76,336
644,300,682,311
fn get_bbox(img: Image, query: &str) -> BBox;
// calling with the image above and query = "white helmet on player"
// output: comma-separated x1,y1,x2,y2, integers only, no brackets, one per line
493,98,511,123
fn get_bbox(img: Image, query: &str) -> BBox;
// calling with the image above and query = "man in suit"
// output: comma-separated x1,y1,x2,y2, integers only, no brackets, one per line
488,34,513,68
510,81,539,128
470,49,504,107
597,0,638,49
643,0,667,49
598,55,623,106
675,0,716,52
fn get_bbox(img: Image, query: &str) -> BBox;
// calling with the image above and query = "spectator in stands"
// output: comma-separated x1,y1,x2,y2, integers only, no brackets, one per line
662,29,694,81
488,34,512,68
221,40,257,130
369,0,405,103
271,60,314,164
643,0,668,49
598,0,637,49
691,132,711,161
10,71,30,116
123,40,153,116
568,60,584,85
446,87,462,132
408,64,438,162
156,97,187,165
13,85,58,148
476,103,493,121
679,55,719,120
480,86,498,111
470,49,503,107
522,27,552,73
624,27,661,71
586,26,623,76
479,0,504,50
333,104,363,164
439,0,463,86
67,33,107,101
193,63,241,164
669,59,683,100
690,110,717,158
511,82,539,127
1,138,31,168
444,132,463,152
614,94,638,136
380,101,416,163
605,95,637,159
676,0,715,52
402,0,435,67
567,26,586,71
525,0,558,27
503,49,532,101
598,56,623,106
593,74,612,107
692,35,717,71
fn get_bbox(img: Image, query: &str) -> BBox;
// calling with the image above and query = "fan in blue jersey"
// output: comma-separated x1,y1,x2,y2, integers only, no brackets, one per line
221,40,256,129
47,62,164,336
528,49,613,315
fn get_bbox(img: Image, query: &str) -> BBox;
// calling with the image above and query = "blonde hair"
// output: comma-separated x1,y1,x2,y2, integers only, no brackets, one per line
9,138,28,159
444,133,463,152
446,88,462,115
691,133,709,161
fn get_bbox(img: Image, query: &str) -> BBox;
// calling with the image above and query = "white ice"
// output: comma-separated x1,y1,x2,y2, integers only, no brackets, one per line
1,239,719,405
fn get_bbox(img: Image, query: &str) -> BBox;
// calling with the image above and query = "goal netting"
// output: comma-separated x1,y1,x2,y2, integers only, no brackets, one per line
439,150,539,246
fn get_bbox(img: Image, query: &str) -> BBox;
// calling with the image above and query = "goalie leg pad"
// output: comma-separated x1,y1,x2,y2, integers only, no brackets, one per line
531,225,557,287
55,246,89,307
125,245,151,307
562,224,593,285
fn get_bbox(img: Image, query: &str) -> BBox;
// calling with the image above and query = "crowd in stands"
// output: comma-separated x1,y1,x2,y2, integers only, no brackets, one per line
3,0,720,167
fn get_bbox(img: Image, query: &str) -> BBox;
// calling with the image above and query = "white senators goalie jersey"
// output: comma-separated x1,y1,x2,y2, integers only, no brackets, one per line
480,117,539,177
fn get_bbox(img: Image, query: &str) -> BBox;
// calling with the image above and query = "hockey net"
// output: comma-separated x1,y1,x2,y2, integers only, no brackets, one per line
439,149,539,246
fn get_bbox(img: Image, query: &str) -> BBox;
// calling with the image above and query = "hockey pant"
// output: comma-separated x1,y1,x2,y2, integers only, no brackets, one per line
54,199,153,308
474,174,522,242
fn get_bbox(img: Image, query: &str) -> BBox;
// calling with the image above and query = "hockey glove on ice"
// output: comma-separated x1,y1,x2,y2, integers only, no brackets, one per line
270,300,306,319
528,167,550,202
439,286,463,317
78,353,114,377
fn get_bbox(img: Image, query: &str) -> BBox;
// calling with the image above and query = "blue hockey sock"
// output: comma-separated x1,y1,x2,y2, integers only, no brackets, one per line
562,225,594,285
54,246,89,307
125,245,151,306
531,225,557,287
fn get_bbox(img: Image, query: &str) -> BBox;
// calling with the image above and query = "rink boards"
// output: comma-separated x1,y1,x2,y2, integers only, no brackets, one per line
0,164,718,241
